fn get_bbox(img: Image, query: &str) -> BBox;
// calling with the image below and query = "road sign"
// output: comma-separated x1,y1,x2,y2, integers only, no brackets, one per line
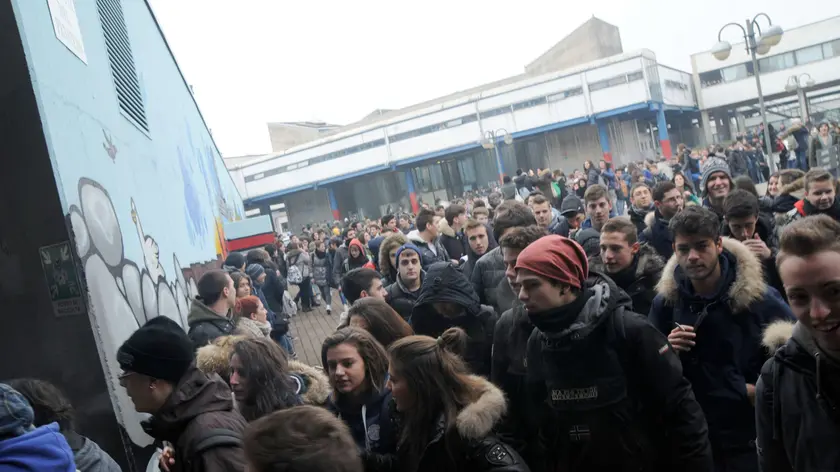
39,241,85,317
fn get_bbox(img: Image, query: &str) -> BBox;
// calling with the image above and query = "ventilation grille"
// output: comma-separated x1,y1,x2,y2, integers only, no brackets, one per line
96,0,148,132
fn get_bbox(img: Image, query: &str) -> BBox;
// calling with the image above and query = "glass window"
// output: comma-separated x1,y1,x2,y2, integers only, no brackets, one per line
795,45,823,65
607,76,627,86
589,80,609,92
699,70,723,88
823,39,840,59
721,63,754,82
627,71,644,82
758,52,795,73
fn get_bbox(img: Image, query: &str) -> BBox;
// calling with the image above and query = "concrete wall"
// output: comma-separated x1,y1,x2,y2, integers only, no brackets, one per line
9,0,243,470
525,18,623,76
268,123,325,152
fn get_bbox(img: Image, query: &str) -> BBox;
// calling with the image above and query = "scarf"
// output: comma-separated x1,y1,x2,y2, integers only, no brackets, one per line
528,288,593,334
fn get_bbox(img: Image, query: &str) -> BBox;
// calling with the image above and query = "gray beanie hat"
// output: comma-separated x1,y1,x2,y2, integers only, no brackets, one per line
700,157,732,197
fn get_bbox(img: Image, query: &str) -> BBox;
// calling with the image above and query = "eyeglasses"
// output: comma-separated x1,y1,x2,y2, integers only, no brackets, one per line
118,371,135,385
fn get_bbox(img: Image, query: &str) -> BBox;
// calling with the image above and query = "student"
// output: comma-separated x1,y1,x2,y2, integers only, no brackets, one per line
377,232,408,287
117,317,247,470
517,235,713,471
384,244,424,321
321,328,397,466
649,206,793,471
756,215,840,472
339,268,388,325
0,383,77,471
234,295,273,339
640,181,685,261
348,298,414,348
244,405,363,472
6,378,121,472
187,269,237,349
386,329,529,471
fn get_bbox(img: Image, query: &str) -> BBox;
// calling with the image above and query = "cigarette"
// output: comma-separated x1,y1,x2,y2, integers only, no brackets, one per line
674,322,685,331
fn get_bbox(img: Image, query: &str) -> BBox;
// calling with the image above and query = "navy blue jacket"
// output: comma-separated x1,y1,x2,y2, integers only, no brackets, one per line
640,210,674,261
649,238,794,452
326,386,397,457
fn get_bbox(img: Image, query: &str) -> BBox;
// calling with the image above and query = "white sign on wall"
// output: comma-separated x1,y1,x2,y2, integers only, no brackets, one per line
46,0,87,64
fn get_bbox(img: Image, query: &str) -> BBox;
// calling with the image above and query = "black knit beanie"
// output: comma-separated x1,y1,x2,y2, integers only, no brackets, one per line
117,317,194,383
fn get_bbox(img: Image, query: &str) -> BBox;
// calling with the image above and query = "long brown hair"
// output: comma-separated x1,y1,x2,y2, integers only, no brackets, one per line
232,337,300,422
321,328,389,396
347,298,413,347
388,328,483,469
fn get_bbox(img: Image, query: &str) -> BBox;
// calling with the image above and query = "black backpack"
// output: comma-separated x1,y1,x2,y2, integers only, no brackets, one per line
182,428,242,471
535,308,659,470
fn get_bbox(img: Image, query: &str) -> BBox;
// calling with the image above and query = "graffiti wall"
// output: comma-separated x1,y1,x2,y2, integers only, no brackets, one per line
7,0,245,470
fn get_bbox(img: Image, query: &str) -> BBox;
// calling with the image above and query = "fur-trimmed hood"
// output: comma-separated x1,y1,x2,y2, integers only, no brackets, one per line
589,243,664,279
455,375,507,439
196,335,330,406
761,320,795,353
644,210,657,228
437,218,456,238
378,232,407,281
655,237,766,313
778,177,805,199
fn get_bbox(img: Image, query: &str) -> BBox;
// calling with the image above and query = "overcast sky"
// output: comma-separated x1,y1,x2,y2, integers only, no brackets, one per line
147,0,840,157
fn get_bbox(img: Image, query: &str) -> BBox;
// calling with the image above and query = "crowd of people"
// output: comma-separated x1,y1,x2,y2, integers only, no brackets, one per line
3,137,840,472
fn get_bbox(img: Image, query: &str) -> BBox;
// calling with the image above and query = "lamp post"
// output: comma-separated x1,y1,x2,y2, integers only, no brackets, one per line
481,129,513,184
711,13,784,173
785,73,816,124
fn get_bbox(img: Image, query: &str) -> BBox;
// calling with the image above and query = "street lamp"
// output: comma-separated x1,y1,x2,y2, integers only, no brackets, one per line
481,129,513,183
713,13,784,173
785,73,816,123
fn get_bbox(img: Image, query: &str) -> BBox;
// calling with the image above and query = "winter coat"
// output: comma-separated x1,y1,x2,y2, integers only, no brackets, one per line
640,210,675,261
331,244,350,287
187,300,236,350
196,335,331,407
500,181,518,201
648,238,794,452
312,251,332,287
628,205,654,236
808,133,840,169
771,177,805,226
513,173,532,192
586,167,601,187
492,300,535,454
756,321,840,472
371,376,528,472
0,423,76,471
326,386,397,459
286,249,312,279
345,238,376,272
412,262,498,377
385,272,423,321
720,212,785,300
777,195,840,238
235,315,272,339
526,275,713,472
142,366,247,472
260,261,288,316
535,170,556,203
727,150,749,177
406,230,450,269
64,431,121,472
437,219,466,262
589,243,664,316
378,233,408,287
469,246,506,313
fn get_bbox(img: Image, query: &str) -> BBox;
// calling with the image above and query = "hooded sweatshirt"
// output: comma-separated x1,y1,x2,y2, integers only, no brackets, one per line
326,384,396,457
187,300,236,350
757,321,840,472
411,262,498,377
65,431,121,472
345,239,375,272
0,423,76,471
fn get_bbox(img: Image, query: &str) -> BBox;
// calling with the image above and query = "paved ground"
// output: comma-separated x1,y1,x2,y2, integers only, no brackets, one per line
286,286,343,366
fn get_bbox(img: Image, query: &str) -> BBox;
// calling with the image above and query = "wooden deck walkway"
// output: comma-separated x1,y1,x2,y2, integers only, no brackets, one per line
287,286,344,366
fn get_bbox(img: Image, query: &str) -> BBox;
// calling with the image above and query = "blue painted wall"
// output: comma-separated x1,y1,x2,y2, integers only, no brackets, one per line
11,0,243,468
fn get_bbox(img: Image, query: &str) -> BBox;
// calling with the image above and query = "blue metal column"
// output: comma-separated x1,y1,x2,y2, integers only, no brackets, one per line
327,187,340,221
405,171,419,214
596,121,612,163
656,108,672,158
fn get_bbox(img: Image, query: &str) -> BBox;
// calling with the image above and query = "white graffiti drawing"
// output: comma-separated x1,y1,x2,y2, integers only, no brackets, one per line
131,199,165,282
67,178,205,458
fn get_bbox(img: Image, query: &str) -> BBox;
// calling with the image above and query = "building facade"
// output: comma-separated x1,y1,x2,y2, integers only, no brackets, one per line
691,15,840,141
232,49,699,230
3,0,242,470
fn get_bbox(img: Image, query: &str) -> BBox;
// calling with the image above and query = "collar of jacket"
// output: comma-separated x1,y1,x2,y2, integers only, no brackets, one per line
589,243,664,283
422,375,506,444
656,237,766,313
437,219,457,238
396,270,424,295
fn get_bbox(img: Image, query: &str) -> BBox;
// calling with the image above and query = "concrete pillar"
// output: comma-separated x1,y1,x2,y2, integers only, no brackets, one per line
327,187,340,221
493,145,505,183
736,113,747,134
596,121,612,162
701,110,714,146
656,108,672,158
405,171,419,214
797,89,810,124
